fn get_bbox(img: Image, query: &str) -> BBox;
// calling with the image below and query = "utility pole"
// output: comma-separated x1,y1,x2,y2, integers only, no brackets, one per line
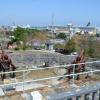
51,13,54,27
51,13,55,38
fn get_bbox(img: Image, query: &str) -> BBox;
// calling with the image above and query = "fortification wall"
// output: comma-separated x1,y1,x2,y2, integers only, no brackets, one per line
9,51,76,67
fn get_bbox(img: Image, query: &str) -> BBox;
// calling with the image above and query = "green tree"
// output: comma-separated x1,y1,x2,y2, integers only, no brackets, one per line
11,27,48,50
78,35,95,57
12,27,39,44
86,36,95,57
96,33,100,37
65,36,79,54
12,27,26,43
57,33,66,39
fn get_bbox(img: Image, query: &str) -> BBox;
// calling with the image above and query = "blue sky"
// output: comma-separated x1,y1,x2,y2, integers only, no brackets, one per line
0,0,100,26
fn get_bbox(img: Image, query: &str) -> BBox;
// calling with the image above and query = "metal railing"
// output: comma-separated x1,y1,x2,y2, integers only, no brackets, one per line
0,61,100,84
0,60,100,98
46,83,100,100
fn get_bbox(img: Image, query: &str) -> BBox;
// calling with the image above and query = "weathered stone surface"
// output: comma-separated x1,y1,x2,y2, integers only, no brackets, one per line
9,51,76,68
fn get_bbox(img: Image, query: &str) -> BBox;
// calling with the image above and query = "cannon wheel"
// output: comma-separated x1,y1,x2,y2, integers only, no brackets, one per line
53,68,67,76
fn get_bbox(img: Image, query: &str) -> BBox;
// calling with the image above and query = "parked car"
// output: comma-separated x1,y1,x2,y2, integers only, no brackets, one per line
34,46,41,50
55,48,68,54
71,52,78,55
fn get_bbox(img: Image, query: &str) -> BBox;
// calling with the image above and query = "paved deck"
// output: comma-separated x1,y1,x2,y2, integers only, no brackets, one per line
0,69,100,100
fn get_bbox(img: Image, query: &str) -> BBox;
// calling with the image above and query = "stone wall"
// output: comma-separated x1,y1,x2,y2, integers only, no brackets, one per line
9,51,76,68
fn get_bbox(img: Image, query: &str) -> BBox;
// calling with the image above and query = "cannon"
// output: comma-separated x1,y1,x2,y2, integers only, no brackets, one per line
0,49,16,80
67,49,85,80
56,49,86,81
